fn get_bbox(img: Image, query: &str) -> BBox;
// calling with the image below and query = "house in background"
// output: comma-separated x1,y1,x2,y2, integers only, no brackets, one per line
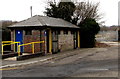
96,26,119,42
8,15,80,55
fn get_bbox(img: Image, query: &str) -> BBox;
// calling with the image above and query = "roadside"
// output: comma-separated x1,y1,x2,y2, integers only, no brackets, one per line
1,48,95,68
2,41,118,77
1,41,119,69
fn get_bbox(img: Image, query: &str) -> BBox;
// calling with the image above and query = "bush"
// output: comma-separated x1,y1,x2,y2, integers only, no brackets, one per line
79,18,100,48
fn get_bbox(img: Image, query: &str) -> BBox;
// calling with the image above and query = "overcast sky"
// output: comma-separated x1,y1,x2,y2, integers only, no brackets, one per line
0,0,119,26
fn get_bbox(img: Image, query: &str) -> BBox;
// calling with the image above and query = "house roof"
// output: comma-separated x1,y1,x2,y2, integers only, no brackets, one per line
8,15,79,29
100,26,120,31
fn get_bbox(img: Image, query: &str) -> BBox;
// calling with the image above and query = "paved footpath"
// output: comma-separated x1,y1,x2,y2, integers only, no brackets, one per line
1,42,119,69
1,48,91,68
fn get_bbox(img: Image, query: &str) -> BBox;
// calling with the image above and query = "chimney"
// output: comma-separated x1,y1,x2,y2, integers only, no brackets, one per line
30,6,32,17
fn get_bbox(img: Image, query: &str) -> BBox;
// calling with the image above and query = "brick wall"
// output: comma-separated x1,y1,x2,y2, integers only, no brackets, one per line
58,30,74,52
11,29,45,53
24,30,45,53
11,29,76,53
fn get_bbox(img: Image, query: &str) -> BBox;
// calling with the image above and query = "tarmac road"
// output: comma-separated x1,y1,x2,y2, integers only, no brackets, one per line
2,43,119,78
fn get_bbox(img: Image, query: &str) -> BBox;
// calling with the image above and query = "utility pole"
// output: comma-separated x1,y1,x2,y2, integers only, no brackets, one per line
118,1,120,26
30,6,32,17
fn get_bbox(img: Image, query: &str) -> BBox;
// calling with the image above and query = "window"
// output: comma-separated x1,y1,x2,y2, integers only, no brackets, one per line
64,30,68,34
58,30,61,35
25,30,32,35
71,31,74,34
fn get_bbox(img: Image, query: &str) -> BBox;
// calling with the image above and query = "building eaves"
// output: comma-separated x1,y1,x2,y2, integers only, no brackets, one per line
8,15,79,29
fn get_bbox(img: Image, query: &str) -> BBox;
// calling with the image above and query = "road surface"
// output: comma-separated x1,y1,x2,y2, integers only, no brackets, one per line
2,42,119,78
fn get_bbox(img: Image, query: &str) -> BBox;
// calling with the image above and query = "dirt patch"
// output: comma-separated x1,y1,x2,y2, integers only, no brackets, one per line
95,42,110,48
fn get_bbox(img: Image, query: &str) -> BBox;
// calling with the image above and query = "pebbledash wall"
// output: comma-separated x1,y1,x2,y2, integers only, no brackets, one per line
11,29,77,53
58,30,74,52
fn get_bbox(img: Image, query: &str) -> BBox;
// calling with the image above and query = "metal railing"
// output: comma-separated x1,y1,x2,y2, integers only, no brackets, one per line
17,41,44,56
2,41,20,55
2,41,14,43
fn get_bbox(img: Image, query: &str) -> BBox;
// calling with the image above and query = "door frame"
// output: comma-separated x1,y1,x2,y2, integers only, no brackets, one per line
52,30,59,53
15,30,23,52
73,31,78,49
46,30,49,53
45,29,53,54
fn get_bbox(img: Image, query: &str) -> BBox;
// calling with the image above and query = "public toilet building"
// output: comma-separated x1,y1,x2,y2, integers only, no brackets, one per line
8,15,80,55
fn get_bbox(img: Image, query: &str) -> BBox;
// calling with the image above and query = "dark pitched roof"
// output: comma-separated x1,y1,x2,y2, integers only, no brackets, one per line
8,15,79,28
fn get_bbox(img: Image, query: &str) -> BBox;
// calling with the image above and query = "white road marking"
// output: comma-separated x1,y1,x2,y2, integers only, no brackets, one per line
78,57,83,59
81,68,109,71
0,57,53,68
89,68,109,71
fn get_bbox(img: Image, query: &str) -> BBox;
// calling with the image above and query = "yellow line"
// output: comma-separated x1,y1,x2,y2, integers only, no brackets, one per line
0,67,18,71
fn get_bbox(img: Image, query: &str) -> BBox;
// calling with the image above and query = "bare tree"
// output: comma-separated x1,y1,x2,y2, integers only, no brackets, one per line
72,1,104,25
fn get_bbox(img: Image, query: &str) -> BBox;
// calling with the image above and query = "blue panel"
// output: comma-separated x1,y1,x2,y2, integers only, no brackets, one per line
15,30,23,52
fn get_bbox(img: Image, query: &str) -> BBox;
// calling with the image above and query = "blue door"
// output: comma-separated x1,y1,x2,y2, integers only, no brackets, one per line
15,30,23,52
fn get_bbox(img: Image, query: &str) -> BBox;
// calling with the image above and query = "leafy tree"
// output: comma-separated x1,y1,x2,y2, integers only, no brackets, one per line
71,1,102,47
57,1,75,22
44,2,59,18
44,0,75,22
44,1,101,48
